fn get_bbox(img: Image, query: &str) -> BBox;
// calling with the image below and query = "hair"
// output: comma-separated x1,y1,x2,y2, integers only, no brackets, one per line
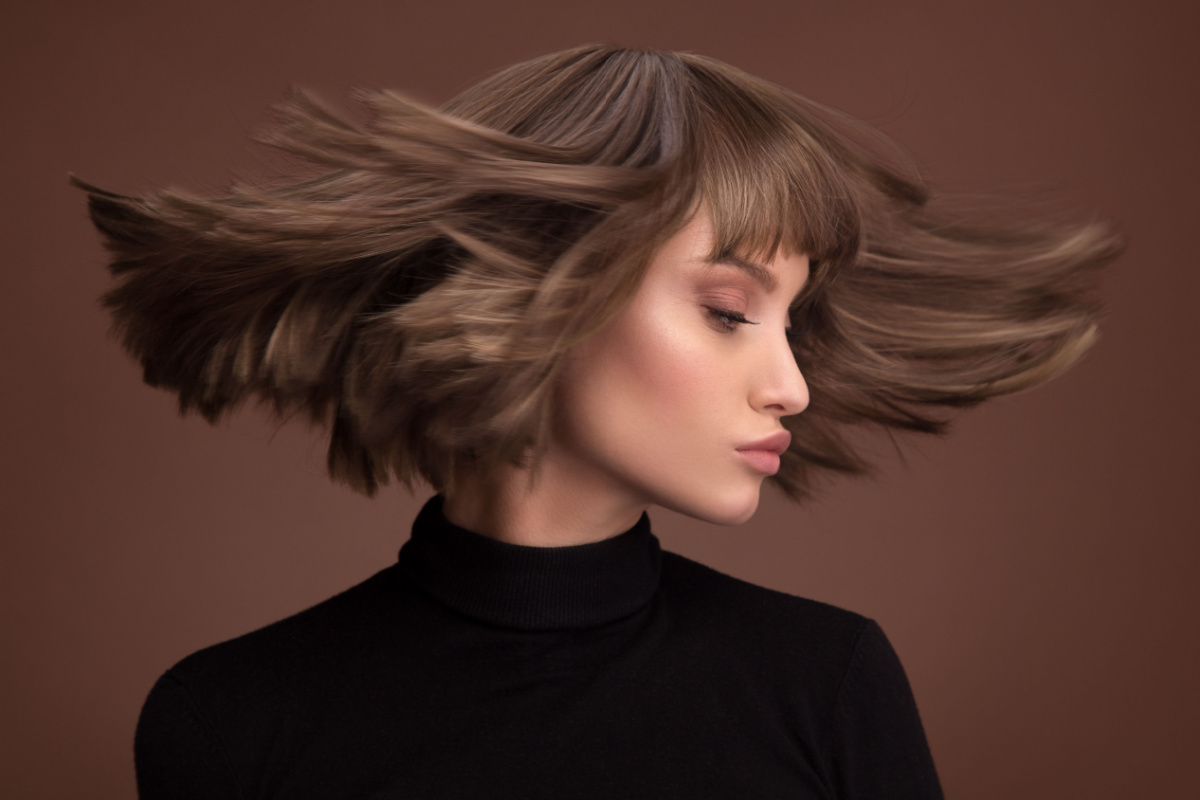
75,44,1120,501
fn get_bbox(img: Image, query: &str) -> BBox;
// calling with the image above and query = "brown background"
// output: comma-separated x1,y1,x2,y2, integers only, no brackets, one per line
2,0,1197,797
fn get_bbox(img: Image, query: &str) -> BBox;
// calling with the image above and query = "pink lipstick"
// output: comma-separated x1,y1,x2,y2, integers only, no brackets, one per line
736,431,791,475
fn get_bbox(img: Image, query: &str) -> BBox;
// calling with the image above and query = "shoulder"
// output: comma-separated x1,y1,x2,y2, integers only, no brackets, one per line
157,564,408,703
659,549,871,643
134,565,412,795
658,550,879,694
658,552,941,795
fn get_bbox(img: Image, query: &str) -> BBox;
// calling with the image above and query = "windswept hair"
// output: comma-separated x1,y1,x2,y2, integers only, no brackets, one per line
75,45,1120,500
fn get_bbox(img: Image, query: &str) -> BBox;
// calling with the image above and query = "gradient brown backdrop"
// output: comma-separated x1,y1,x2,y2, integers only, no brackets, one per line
3,1,1197,797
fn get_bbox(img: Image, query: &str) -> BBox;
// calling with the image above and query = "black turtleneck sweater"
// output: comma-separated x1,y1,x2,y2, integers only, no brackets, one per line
135,496,943,799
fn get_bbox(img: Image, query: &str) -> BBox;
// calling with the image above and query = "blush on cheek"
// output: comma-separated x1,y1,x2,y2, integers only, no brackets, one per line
609,309,734,475
617,307,711,413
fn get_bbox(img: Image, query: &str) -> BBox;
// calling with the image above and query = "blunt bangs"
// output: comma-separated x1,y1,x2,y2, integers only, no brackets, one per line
677,56,864,303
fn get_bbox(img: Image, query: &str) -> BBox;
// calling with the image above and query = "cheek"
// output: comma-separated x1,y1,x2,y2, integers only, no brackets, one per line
619,317,725,424
567,305,731,460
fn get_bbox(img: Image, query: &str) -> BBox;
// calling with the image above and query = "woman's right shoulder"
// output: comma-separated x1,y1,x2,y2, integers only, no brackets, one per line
134,564,414,797
153,564,409,700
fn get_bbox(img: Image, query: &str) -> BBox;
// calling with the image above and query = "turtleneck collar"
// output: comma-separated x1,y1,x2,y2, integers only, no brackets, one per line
398,495,662,631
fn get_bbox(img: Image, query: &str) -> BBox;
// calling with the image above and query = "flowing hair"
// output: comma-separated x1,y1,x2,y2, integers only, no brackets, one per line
74,44,1120,500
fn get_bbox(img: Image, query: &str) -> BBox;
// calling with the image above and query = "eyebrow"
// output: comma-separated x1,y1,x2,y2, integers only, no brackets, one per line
710,255,780,293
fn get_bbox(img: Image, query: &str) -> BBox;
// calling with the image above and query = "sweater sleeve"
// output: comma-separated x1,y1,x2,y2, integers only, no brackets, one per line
827,620,944,800
134,670,244,800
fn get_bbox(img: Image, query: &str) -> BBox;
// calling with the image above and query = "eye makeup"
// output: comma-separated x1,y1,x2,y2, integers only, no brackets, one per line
693,260,807,340
706,307,756,333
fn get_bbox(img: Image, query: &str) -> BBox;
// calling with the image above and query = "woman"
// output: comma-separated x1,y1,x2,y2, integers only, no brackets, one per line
77,45,1117,798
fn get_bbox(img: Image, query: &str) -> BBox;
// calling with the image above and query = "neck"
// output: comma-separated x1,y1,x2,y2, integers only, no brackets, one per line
442,449,649,547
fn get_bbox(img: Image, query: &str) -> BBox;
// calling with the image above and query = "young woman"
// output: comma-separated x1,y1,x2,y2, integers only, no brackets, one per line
77,44,1117,799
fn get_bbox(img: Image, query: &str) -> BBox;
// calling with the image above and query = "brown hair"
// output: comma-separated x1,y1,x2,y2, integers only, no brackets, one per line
74,44,1120,501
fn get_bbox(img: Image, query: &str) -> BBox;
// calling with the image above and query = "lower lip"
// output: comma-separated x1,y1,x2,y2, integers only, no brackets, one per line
737,449,781,475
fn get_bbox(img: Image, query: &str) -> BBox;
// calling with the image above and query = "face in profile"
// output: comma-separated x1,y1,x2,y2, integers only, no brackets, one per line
550,208,810,527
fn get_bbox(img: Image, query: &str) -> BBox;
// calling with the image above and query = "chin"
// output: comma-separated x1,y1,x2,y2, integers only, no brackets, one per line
657,480,764,527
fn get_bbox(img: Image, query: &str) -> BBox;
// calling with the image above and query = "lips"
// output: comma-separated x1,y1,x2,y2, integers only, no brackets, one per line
736,430,791,475
737,431,792,455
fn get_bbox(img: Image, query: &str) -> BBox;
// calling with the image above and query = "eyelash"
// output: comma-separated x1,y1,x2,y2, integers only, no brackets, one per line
707,307,805,342
707,307,754,332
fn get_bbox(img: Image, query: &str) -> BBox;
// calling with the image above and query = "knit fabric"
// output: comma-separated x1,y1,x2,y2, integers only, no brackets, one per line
135,495,943,799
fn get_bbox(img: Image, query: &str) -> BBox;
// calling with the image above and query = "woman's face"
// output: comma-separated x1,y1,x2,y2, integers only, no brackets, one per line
551,208,810,527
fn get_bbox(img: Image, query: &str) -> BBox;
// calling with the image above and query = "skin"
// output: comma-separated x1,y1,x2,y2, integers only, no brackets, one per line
443,208,810,546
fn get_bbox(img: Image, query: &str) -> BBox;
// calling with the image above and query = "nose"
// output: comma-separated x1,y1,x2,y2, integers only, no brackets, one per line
749,333,810,417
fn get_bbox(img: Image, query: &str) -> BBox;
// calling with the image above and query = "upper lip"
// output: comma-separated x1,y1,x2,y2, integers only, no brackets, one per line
737,431,792,455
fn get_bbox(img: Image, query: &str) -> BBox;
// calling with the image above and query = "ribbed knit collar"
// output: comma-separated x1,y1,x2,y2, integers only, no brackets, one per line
398,495,662,631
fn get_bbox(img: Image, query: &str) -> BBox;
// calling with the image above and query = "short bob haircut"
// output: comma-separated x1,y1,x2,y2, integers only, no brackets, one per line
76,44,1119,501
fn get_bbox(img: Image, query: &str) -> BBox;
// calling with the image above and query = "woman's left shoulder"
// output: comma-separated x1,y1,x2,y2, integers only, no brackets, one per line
657,550,873,660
